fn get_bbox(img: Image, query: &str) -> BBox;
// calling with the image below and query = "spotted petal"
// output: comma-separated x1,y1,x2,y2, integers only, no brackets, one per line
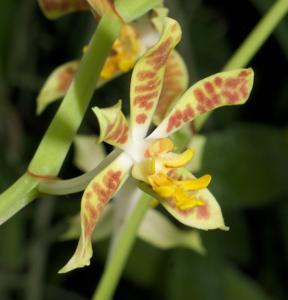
38,0,89,19
161,170,228,230
149,68,254,139
92,101,130,149
130,17,181,139
36,60,123,114
59,152,133,273
36,61,79,114
153,50,189,124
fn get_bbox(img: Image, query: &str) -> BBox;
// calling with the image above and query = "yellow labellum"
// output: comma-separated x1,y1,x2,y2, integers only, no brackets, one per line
163,149,194,168
148,172,210,211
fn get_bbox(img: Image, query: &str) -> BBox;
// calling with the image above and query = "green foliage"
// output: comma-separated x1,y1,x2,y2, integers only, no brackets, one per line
203,124,288,210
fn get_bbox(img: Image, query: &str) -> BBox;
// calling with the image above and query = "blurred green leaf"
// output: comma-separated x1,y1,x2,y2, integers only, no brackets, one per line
203,124,288,210
0,215,24,269
164,249,274,300
202,212,251,263
224,265,273,300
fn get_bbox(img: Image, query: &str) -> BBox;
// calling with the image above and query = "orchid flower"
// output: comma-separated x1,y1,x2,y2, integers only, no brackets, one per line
62,134,205,255
59,16,254,273
36,0,188,121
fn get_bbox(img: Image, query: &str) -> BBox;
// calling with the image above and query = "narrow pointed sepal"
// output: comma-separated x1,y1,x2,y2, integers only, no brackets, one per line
149,68,254,139
59,153,133,273
92,101,130,149
161,170,228,231
38,0,89,19
130,17,182,139
154,50,189,124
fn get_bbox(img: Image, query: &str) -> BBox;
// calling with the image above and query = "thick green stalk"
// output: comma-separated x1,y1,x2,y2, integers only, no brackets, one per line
0,174,38,225
92,194,151,300
195,0,288,130
0,15,121,226
29,15,121,176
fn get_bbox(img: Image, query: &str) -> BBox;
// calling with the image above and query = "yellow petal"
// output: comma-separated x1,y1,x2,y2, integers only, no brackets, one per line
178,175,211,191
153,186,174,198
163,148,194,168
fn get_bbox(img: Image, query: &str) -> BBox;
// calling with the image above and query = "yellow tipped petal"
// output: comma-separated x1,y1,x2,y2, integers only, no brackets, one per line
178,174,212,190
163,148,194,168
59,153,133,273
58,234,92,273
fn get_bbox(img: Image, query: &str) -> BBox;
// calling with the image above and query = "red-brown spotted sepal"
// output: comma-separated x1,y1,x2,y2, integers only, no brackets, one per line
38,0,89,19
36,61,79,114
59,153,133,273
149,68,254,139
130,17,181,139
153,50,189,125
92,101,130,149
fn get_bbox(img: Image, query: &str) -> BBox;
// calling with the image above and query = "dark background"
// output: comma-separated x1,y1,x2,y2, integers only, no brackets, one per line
0,0,288,299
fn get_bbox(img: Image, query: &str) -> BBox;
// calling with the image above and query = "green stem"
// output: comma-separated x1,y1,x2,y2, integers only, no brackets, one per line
0,15,121,226
195,0,288,130
38,149,121,195
29,15,121,176
224,0,288,70
92,194,151,300
0,174,38,226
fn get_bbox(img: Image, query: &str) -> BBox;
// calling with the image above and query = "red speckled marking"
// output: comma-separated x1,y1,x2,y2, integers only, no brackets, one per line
194,88,207,103
117,126,129,144
137,71,156,80
134,79,161,93
84,197,99,220
166,104,194,132
239,70,249,77
214,76,223,87
155,54,184,121
136,113,147,124
239,82,249,98
91,170,122,205
134,91,158,110
204,82,215,94
194,86,216,113
105,119,129,145
221,90,239,103
225,78,240,89
196,202,210,220
84,215,94,237
57,65,77,92
147,37,173,71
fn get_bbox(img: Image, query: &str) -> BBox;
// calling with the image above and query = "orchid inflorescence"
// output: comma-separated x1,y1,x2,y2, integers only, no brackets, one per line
57,16,254,273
